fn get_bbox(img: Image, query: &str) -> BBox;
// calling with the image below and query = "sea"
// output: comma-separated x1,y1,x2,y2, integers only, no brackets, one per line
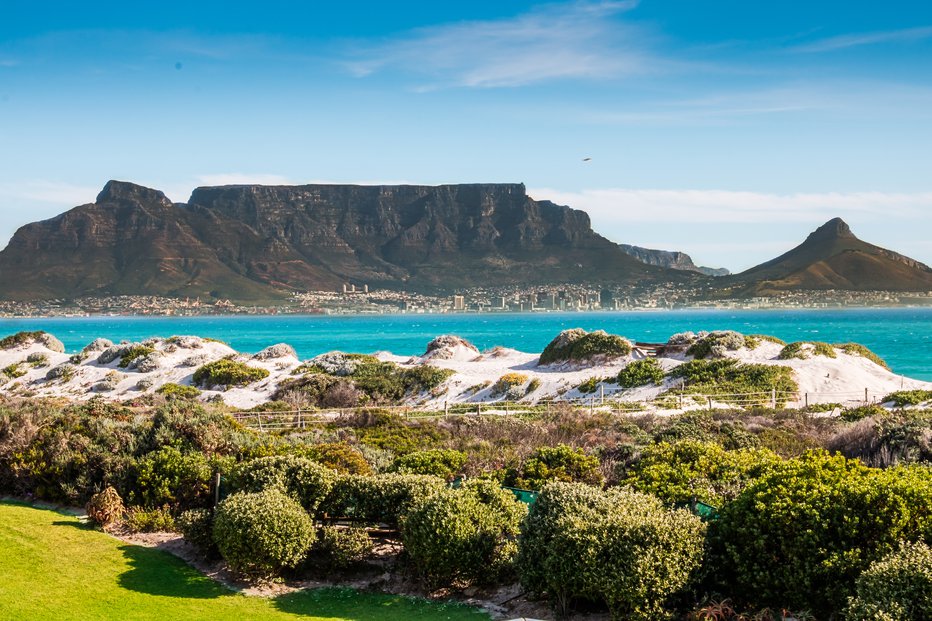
1,308,931,380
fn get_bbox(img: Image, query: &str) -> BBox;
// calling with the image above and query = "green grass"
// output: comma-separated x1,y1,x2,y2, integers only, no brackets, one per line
0,501,488,621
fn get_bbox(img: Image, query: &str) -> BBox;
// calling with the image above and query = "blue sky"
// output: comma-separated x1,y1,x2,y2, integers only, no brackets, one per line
2,0,932,272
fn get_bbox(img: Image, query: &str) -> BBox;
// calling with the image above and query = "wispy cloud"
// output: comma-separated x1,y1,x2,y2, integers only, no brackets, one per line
343,0,661,88
530,187,932,224
793,26,932,53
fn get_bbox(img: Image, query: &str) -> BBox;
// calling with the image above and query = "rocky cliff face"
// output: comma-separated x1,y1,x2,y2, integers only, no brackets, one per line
0,180,677,301
619,244,730,277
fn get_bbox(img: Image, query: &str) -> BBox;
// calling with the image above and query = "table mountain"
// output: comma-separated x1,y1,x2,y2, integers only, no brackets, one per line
718,217,932,295
0,180,681,301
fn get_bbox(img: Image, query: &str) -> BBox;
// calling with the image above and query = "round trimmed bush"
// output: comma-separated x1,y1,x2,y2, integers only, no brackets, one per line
132,446,213,509
230,455,336,515
193,359,269,388
517,482,705,620
846,541,932,621
714,452,932,616
616,358,665,388
539,329,631,365
212,489,314,576
402,479,526,589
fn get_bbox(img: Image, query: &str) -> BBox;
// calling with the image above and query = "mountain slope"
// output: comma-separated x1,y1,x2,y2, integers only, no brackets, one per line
0,180,682,301
718,218,932,295
619,244,729,277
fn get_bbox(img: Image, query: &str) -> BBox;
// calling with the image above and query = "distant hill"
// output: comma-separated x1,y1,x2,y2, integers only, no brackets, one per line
0,180,685,301
619,244,729,277
718,218,932,295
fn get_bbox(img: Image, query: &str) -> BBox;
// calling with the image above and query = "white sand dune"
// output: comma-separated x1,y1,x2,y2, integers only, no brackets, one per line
0,332,929,410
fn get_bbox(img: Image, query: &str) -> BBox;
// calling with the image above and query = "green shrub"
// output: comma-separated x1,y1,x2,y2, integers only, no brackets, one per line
352,413,447,455
617,359,665,388
118,345,155,368
303,442,373,475
213,489,315,577
156,383,201,400
539,329,631,365
2,363,26,379
389,449,467,480
132,446,213,509
26,353,49,367
316,525,374,568
845,541,932,621
517,482,705,620
324,473,446,526
125,505,176,532
193,359,270,388
883,390,932,407
230,455,336,515
0,331,46,349
177,508,217,558
840,403,888,422
686,330,747,359
491,372,528,398
525,378,541,394
575,376,604,394
86,486,125,526
666,359,798,406
838,342,890,370
506,444,603,490
714,452,932,616
747,334,786,346
624,440,780,506
402,479,526,589
778,341,837,360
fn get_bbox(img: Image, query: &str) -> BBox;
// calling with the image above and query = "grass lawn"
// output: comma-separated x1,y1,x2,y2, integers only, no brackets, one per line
0,501,489,621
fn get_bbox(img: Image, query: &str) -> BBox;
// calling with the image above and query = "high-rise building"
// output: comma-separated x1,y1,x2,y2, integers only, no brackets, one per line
452,295,465,311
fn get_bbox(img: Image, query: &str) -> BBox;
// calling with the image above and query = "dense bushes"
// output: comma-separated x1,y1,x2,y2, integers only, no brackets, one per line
132,446,215,509
667,359,798,406
230,455,336,514
539,329,631,365
845,541,932,620
505,444,603,490
194,359,270,388
518,482,705,620
177,508,217,557
213,489,315,576
155,383,201,400
884,389,932,407
325,473,446,525
714,452,932,616
316,525,373,568
389,449,467,480
402,480,526,589
617,358,665,388
685,330,748,359
624,440,780,505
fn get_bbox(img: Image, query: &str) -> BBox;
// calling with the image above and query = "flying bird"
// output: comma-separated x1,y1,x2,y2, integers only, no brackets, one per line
582,157,592,162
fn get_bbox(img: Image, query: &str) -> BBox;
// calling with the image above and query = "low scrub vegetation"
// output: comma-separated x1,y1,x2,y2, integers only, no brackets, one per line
194,359,270,388
616,358,665,388
778,341,837,360
883,389,932,407
539,329,631,365
3,398,932,619
666,359,798,406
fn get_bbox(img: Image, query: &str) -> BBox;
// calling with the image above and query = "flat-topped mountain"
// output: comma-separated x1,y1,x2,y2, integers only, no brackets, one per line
0,180,679,301
619,244,729,277
719,217,932,295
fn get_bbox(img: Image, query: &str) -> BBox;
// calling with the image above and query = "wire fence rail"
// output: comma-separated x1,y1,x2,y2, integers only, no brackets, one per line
230,387,891,431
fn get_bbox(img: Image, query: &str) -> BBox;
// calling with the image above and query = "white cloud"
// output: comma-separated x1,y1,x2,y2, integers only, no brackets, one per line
793,26,932,53
343,0,658,88
530,187,932,224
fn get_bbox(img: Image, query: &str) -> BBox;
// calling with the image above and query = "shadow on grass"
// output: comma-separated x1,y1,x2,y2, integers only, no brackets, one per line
116,544,230,600
273,587,489,620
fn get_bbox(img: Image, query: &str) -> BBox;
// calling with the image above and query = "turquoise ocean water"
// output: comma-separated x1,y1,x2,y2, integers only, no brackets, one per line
1,308,930,380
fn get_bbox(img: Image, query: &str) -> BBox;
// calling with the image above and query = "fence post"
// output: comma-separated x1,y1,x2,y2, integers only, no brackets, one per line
771,388,776,409
805,393,809,408
477,402,481,416
589,397,594,416
600,384,604,406
707,396,713,411
213,471,221,507
679,392,684,410
298,410,303,430
865,387,869,404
